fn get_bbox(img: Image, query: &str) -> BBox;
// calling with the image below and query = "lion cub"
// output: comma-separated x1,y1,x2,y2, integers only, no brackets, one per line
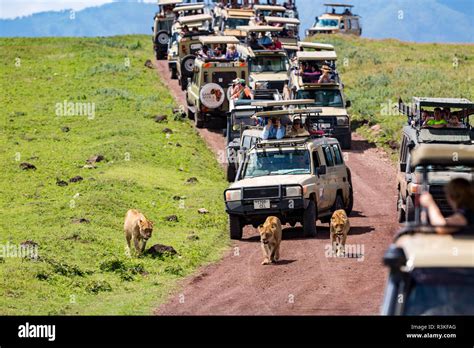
330,209,350,257
258,216,282,265
124,209,154,255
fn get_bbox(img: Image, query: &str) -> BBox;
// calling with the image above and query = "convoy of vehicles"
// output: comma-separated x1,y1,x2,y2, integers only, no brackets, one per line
306,3,362,37
152,1,473,316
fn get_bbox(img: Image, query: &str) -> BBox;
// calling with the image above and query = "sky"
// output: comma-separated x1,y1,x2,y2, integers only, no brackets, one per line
0,0,156,19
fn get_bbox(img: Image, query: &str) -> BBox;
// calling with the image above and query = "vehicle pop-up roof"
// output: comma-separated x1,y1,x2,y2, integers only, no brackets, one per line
296,50,337,61
225,8,255,18
323,3,354,15
298,42,335,51
158,0,183,6
264,17,300,25
253,5,286,13
410,144,474,167
199,35,240,45
173,3,205,12
178,14,213,25
236,25,284,33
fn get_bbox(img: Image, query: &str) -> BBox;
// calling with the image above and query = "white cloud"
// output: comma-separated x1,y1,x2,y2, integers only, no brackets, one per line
0,0,156,19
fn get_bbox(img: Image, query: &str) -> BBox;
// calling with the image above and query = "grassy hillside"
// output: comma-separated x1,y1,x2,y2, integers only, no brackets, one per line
309,35,474,157
0,35,229,314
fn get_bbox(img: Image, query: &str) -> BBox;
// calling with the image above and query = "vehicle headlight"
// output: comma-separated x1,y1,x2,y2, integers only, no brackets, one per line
336,116,349,126
285,186,302,197
225,189,242,202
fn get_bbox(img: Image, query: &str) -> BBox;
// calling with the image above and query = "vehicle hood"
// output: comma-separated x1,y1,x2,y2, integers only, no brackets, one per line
230,174,313,189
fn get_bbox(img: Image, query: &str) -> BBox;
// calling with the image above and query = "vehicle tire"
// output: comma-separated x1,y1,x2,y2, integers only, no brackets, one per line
397,192,405,223
346,186,354,216
303,199,317,237
181,55,195,75
405,195,415,223
229,215,243,240
194,111,205,128
333,194,345,211
180,77,188,91
226,163,236,182
186,105,195,120
170,68,178,79
156,31,170,46
340,133,352,150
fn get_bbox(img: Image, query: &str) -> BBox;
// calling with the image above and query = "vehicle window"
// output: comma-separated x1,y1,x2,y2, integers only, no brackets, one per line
332,144,343,165
212,72,237,87
351,19,359,29
400,136,407,164
296,89,343,107
225,18,250,29
315,19,339,28
323,146,334,167
242,136,251,149
312,150,320,172
250,55,289,73
243,150,311,178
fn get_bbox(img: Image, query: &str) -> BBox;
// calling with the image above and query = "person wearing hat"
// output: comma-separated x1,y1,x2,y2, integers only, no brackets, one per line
287,117,309,138
318,65,333,84
231,79,253,100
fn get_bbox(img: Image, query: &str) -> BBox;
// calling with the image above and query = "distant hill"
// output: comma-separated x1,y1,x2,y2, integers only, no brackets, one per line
0,0,473,43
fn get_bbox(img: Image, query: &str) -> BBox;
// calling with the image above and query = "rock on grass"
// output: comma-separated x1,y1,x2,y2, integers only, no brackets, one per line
69,176,83,183
154,115,167,123
20,162,36,170
86,155,104,164
146,244,177,258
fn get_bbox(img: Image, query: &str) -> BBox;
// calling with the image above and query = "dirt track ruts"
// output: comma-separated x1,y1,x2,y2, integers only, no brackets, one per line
153,60,399,315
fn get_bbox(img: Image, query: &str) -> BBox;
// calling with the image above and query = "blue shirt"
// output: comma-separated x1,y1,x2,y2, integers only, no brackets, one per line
262,125,285,140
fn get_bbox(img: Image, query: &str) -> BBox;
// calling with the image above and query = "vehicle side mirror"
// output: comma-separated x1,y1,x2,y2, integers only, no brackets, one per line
407,140,416,150
345,100,351,108
318,165,326,175
399,163,406,173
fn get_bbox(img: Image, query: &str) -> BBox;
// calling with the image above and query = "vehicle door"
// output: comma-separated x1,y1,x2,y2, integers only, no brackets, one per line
313,147,331,211
321,144,337,209
330,143,349,197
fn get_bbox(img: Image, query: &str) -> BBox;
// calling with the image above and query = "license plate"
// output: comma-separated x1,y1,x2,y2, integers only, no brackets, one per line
320,123,331,129
253,200,270,210
216,63,232,68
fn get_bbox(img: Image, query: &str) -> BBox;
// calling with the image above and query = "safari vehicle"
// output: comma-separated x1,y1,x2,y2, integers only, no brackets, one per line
186,36,248,128
252,4,299,20
226,99,316,181
173,2,206,19
306,3,361,37
216,8,254,39
396,97,473,223
236,25,291,93
152,0,184,60
171,14,214,90
224,109,354,239
381,145,474,316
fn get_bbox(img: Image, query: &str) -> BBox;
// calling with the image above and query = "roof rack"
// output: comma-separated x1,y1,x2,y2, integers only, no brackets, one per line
253,107,323,119
199,35,240,45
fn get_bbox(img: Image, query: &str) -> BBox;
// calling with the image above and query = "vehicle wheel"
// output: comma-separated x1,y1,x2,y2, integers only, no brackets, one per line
303,199,317,237
186,105,195,120
226,163,236,182
180,77,188,91
333,194,345,211
229,215,243,240
181,55,195,74
346,186,354,216
170,68,178,79
156,31,170,46
405,195,415,223
340,133,352,150
194,111,205,128
397,192,405,223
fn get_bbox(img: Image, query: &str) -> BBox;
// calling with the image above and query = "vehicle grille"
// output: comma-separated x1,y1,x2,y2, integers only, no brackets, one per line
243,186,280,199
429,185,453,216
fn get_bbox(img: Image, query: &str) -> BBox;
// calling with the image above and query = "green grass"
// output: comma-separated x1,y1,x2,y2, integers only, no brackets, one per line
0,35,230,315
308,35,474,158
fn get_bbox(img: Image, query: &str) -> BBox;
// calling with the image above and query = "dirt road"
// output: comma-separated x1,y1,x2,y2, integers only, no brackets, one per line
154,60,399,315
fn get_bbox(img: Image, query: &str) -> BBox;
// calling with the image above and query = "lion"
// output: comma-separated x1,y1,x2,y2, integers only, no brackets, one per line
330,209,350,257
124,209,154,255
258,216,282,265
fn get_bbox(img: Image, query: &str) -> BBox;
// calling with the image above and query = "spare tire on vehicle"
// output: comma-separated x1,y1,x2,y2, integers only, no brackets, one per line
181,55,196,75
199,83,225,109
156,31,170,45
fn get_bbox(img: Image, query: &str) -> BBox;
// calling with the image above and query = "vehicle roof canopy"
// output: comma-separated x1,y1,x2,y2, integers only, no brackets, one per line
413,97,474,109
237,25,283,32
264,17,301,25
199,35,240,45
396,234,474,268
298,42,335,51
253,107,323,119
178,14,213,24
324,3,354,7
158,0,183,6
226,9,255,17
253,5,286,12
173,4,205,12
410,144,474,167
250,99,315,108
296,50,337,61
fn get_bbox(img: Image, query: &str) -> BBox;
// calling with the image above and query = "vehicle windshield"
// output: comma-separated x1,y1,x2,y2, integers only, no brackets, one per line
404,268,474,315
250,55,289,73
225,18,250,29
242,150,311,178
415,165,474,173
297,89,343,107
315,19,339,28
